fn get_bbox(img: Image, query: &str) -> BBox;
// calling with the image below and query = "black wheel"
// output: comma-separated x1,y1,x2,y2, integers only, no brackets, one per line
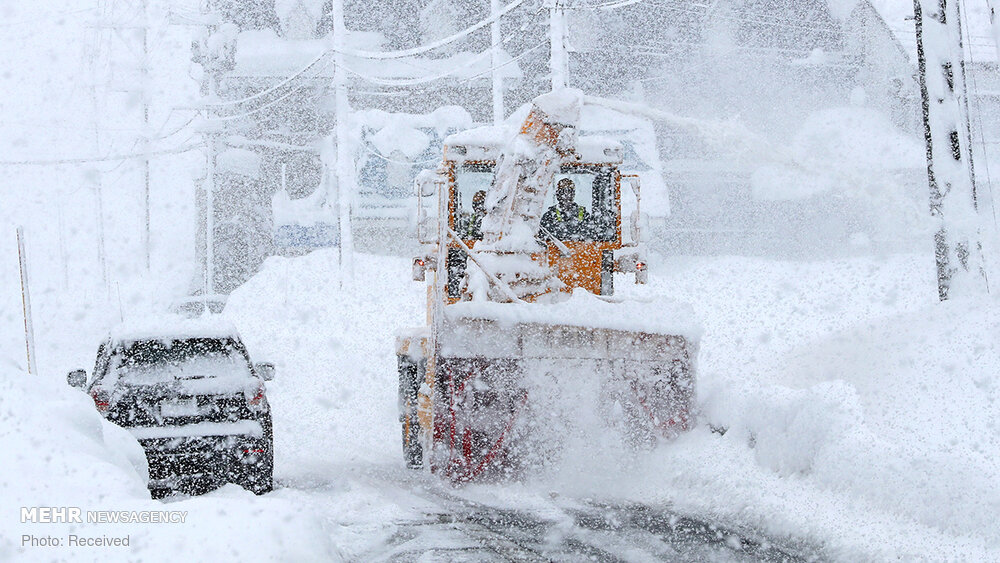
399,355,424,469
238,414,274,494
402,416,423,469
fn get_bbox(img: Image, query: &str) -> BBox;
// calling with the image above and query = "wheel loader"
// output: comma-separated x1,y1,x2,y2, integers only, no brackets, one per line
396,90,698,482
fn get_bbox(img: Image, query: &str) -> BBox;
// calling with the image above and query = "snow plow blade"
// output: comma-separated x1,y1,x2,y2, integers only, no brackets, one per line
427,302,697,482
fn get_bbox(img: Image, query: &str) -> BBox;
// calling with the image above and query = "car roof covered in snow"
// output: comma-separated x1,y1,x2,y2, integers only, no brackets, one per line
108,315,242,345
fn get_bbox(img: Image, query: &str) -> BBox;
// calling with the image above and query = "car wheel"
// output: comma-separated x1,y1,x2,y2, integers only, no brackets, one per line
238,415,274,495
243,452,273,495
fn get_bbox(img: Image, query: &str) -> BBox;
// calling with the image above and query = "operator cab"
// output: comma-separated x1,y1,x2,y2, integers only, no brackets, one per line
446,128,624,246
428,128,635,300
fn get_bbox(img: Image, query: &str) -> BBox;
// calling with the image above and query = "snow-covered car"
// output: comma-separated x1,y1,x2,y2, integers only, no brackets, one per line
67,318,275,498
168,294,228,318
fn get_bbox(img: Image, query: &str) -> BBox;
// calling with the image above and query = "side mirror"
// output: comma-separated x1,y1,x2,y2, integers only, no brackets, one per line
67,369,87,389
417,216,438,245
626,176,640,198
414,169,443,198
628,211,649,245
254,363,275,381
417,179,436,198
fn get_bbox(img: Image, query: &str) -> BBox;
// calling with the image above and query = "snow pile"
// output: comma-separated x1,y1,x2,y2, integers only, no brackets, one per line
225,251,426,473
0,371,339,562
523,253,1000,560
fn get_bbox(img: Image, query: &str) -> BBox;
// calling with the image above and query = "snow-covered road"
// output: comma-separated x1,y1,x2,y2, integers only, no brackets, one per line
271,463,815,562
4,248,1000,561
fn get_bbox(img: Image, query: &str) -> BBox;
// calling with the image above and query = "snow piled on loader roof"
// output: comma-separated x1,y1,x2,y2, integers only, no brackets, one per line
531,88,584,125
445,126,624,165
445,288,702,338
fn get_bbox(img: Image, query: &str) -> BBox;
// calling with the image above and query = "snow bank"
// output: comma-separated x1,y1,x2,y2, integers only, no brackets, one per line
0,372,339,562
533,253,1000,560
225,250,426,473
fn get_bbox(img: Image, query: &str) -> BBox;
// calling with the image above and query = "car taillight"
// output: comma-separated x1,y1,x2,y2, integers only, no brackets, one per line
248,384,265,407
91,389,110,412
415,258,425,267
636,261,647,271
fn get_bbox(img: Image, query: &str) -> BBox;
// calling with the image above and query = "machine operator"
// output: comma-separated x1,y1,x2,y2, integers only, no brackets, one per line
540,178,590,240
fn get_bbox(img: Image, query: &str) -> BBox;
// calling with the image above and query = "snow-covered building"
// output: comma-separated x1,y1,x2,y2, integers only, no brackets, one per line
193,0,1000,292
193,0,525,292
584,0,991,257
863,0,1000,201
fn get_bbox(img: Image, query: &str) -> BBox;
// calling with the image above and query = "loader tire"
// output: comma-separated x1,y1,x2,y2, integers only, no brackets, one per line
402,422,423,469
398,355,424,469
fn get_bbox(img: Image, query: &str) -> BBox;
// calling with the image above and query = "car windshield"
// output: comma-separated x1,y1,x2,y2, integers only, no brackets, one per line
111,338,251,384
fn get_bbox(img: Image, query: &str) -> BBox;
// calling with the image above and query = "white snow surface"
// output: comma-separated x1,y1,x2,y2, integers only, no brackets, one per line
4,249,999,560
0,374,339,562
446,287,702,338
751,106,924,204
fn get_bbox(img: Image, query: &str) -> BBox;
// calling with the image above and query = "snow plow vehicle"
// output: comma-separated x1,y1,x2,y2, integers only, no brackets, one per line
397,90,698,482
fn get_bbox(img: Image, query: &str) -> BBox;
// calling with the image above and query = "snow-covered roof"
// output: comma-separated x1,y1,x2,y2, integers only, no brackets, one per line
353,106,474,160
866,0,999,63
109,315,242,344
217,148,262,178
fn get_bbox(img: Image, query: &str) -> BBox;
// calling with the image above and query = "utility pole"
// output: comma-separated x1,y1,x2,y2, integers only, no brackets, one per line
92,0,153,271
86,6,110,294
548,0,568,90
988,0,1000,62
332,0,354,283
17,227,38,376
913,0,989,300
491,0,504,124
205,127,217,296
140,0,151,271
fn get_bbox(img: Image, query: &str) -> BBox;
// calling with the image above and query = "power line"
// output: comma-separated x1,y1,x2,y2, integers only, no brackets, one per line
340,31,524,87
209,56,336,122
568,0,651,11
332,0,527,60
0,142,204,166
205,51,332,108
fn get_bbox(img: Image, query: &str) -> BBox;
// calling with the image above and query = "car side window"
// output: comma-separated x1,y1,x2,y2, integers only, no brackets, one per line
91,341,111,387
232,340,257,376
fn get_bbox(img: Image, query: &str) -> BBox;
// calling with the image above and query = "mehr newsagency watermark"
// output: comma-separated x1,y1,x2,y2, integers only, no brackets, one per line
19,506,189,548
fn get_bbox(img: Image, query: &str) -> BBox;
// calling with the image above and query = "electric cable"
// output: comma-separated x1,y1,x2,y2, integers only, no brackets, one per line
0,142,204,166
330,0,526,60
205,51,332,108
959,0,999,230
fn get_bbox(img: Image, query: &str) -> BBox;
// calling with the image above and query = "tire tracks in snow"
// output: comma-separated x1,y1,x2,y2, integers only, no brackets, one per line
350,467,823,562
